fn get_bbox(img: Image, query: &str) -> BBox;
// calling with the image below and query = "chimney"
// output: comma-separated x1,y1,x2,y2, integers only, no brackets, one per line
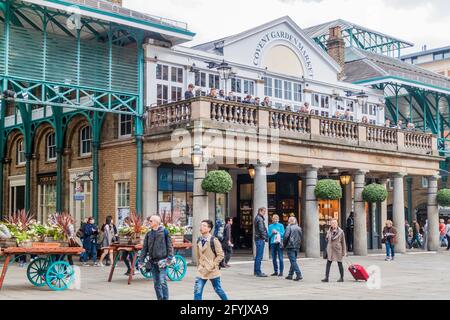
327,26,345,80
107,0,122,6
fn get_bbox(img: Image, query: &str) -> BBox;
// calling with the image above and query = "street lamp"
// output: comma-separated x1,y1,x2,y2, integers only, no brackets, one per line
340,173,351,186
191,144,203,168
248,165,255,179
356,91,369,107
216,60,232,94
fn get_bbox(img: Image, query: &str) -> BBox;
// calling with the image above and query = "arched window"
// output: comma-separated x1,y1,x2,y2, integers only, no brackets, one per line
80,126,92,156
46,132,56,161
16,139,25,165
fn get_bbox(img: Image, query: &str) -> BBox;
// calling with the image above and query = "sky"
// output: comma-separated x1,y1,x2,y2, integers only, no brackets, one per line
123,0,450,55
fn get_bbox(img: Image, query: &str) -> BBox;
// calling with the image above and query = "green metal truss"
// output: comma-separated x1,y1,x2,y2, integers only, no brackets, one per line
0,0,147,220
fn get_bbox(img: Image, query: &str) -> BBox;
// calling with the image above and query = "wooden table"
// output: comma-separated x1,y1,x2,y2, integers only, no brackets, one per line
0,246,84,291
107,242,193,285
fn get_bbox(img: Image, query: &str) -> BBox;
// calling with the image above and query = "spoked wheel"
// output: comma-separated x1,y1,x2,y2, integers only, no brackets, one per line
139,256,153,279
26,258,48,287
166,255,187,282
45,261,74,291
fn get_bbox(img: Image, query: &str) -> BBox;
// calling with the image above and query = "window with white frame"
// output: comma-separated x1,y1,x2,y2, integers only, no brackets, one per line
368,103,377,116
284,81,292,101
208,74,220,90
39,184,56,224
421,177,429,189
321,95,330,109
312,93,330,109
156,63,185,105
231,78,242,94
80,126,92,156
119,110,132,138
293,83,302,102
46,133,56,161
274,79,283,99
264,77,273,97
243,80,255,96
312,93,320,107
362,103,368,115
195,71,207,88
116,181,130,225
346,100,355,112
17,139,25,165
336,99,345,111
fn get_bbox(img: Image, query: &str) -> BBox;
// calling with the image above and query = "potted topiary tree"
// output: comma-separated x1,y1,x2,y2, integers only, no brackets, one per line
437,189,450,207
315,179,343,201
201,170,233,194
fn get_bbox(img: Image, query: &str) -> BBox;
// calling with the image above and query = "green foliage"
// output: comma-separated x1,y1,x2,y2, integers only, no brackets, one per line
314,179,342,200
437,189,450,207
362,183,388,203
201,170,233,194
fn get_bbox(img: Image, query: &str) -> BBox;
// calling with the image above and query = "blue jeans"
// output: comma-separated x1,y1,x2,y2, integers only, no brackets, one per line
254,239,265,275
270,244,284,274
82,243,97,263
287,249,302,277
386,241,395,258
151,263,169,300
194,277,228,300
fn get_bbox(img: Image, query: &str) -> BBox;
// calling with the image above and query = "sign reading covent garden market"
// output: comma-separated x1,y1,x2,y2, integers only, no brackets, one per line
253,30,314,77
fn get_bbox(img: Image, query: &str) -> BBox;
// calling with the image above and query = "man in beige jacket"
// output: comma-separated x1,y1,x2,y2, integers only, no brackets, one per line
194,220,229,300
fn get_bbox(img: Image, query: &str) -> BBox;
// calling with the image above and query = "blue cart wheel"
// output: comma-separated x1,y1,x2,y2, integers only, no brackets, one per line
167,255,187,282
45,261,74,291
139,256,153,279
27,258,48,287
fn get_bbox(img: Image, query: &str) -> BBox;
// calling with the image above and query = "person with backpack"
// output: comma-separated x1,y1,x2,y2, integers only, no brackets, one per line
221,217,234,268
139,215,173,300
268,214,285,277
194,220,228,300
98,216,115,267
81,217,99,266
283,217,303,281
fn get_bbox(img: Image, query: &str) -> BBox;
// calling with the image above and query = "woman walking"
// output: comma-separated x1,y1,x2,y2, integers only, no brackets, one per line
82,217,99,266
322,219,347,283
382,220,397,261
268,215,285,277
98,216,115,267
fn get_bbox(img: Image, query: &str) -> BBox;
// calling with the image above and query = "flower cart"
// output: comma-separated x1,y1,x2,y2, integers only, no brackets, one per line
0,243,84,291
109,213,192,284
0,212,83,291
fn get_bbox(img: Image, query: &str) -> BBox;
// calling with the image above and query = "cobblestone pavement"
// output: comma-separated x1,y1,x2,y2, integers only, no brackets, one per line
0,250,449,300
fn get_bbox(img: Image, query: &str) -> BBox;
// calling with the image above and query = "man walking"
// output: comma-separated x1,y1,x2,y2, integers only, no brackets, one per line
254,207,269,277
194,220,228,300
284,217,303,281
221,217,234,268
139,215,173,300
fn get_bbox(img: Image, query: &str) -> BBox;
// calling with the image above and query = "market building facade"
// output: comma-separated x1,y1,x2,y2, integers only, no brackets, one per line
1,1,448,259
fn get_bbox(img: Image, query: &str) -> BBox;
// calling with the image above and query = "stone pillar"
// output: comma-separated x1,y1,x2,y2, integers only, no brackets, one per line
354,171,368,256
253,162,269,260
192,162,209,264
380,178,388,249
142,161,159,217
304,166,321,258
393,173,406,253
300,174,307,253
427,175,439,252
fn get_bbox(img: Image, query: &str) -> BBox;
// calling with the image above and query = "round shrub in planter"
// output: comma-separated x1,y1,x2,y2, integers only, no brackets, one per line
202,170,233,194
437,189,450,207
362,183,388,203
314,179,342,200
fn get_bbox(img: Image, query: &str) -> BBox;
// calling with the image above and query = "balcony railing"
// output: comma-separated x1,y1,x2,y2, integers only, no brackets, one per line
146,97,437,156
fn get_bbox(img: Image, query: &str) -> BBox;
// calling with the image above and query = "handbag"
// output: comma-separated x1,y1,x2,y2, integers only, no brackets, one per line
274,233,281,244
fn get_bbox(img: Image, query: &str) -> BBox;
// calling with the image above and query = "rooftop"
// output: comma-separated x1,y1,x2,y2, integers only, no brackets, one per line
401,45,450,60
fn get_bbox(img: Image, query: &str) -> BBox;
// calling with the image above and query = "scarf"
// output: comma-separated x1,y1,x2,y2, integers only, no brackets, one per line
327,227,343,241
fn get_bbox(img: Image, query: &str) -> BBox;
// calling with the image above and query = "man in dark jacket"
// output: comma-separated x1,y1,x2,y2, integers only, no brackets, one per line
346,212,354,251
221,217,234,268
254,207,269,277
184,84,195,100
284,217,303,281
139,215,173,300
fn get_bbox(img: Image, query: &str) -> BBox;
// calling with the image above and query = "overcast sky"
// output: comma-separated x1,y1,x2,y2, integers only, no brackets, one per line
123,0,450,54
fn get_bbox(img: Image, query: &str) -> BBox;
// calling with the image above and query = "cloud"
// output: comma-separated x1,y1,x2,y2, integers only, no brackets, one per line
382,0,450,18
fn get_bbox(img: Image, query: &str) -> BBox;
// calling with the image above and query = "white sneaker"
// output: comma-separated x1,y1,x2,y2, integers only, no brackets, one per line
98,262,105,267
94,262,100,267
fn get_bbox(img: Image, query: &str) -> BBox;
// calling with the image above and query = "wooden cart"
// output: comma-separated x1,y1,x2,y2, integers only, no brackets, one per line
108,242,193,285
0,244,84,291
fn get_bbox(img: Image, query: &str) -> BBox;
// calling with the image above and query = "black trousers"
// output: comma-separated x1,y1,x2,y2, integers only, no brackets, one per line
222,245,233,265
447,235,450,250
325,260,344,279
346,229,353,251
